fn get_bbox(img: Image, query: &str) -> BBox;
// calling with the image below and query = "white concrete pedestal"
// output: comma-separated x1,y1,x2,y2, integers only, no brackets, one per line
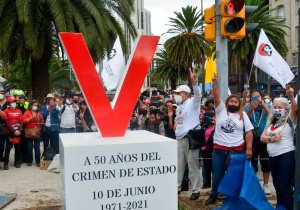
60,131,177,210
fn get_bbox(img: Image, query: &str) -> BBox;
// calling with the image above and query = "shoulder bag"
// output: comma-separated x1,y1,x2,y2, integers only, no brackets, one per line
187,125,206,150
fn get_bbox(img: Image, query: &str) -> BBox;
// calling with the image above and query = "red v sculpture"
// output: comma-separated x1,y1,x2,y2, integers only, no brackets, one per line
59,33,159,137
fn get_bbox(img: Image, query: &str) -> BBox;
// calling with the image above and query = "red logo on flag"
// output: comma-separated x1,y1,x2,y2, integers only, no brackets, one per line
258,43,272,56
59,33,159,137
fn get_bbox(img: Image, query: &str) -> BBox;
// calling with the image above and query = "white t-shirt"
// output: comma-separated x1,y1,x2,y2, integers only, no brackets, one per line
214,101,254,147
265,118,295,157
60,105,79,128
175,86,201,139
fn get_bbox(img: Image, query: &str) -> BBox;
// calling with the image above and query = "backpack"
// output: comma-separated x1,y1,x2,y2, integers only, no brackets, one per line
59,105,66,120
287,118,296,146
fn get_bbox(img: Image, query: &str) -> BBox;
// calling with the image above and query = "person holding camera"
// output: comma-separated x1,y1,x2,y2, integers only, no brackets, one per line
243,90,272,194
59,96,79,133
41,93,61,154
174,68,201,200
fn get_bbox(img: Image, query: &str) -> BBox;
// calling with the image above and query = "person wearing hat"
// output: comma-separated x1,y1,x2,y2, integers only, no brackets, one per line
174,68,202,200
41,93,61,154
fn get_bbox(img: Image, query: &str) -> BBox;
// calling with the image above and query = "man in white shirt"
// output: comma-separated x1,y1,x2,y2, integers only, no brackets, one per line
59,98,79,133
174,68,201,200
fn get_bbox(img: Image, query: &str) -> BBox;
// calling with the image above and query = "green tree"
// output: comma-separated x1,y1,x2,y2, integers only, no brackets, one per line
3,56,77,97
228,0,288,87
0,0,136,100
152,49,187,90
164,5,209,77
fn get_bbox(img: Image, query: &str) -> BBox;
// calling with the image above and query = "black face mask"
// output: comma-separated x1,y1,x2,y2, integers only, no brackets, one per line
203,116,212,125
227,105,239,113
141,110,148,115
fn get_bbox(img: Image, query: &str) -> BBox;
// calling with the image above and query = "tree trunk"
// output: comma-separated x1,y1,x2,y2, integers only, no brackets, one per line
31,43,51,102
170,78,176,90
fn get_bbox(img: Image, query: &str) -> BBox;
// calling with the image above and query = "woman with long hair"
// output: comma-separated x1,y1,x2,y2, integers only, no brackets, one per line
23,100,44,166
205,74,254,206
260,85,296,210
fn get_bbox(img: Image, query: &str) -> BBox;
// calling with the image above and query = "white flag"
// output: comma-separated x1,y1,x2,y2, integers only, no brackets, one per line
101,37,125,91
253,29,294,88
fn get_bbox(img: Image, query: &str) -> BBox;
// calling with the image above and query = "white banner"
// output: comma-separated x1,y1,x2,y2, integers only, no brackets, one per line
101,37,125,91
253,29,294,88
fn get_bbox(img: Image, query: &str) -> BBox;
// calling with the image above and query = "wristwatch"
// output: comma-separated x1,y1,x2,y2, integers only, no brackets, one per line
268,136,272,143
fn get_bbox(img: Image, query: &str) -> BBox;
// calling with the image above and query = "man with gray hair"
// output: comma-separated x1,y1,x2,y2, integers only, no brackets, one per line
174,68,201,200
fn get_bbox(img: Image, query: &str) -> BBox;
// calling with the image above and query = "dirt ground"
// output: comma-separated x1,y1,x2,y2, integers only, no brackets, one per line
178,188,277,210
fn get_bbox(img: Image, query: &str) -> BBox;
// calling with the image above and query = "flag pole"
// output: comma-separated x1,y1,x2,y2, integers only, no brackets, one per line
247,63,255,86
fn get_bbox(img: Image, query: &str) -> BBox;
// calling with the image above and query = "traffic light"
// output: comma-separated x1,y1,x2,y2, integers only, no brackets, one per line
221,0,245,39
204,5,216,41
221,0,258,39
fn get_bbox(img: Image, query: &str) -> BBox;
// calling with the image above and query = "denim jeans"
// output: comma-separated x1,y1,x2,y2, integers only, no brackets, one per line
211,149,244,197
27,139,41,164
43,127,59,154
269,151,295,210
202,150,212,187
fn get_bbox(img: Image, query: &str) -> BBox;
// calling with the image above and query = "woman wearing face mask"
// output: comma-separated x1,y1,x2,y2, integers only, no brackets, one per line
23,101,44,166
260,85,296,210
205,74,254,206
3,96,23,169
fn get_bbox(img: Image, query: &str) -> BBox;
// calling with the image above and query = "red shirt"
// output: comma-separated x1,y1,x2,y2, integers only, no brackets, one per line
4,108,23,132
23,110,44,129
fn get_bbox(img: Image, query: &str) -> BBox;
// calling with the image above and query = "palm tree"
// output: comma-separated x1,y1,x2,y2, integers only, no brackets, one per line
0,0,136,100
228,0,288,88
164,5,209,76
152,49,187,90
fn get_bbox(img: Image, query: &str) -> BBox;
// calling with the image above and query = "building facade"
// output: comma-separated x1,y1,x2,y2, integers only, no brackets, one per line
269,0,299,67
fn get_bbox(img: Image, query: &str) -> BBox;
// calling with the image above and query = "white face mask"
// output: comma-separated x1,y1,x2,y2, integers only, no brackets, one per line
174,95,183,105
264,99,270,104
0,94,4,100
32,105,38,111
10,102,16,109
66,99,72,105
273,108,285,119
91,125,97,132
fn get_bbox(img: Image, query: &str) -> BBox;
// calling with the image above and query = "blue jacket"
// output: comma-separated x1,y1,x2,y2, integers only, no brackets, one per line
41,105,60,132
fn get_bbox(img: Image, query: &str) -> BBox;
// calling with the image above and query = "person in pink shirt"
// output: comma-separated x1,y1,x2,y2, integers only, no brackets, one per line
201,111,215,189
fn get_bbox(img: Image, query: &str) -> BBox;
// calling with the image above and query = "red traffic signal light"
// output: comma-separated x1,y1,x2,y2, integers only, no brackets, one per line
221,0,245,39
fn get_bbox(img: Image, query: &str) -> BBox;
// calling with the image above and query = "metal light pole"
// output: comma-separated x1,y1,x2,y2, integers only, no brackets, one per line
215,0,229,101
294,5,300,209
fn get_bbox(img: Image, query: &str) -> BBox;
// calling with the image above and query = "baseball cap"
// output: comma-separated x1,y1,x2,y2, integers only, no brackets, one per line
173,85,191,94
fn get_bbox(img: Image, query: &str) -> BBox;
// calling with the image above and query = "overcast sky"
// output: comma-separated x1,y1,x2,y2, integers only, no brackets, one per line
144,0,215,44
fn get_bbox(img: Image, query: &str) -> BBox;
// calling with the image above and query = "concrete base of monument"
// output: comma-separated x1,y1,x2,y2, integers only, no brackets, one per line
60,130,177,210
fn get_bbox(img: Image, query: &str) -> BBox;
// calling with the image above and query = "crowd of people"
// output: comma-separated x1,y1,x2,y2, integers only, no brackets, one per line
0,70,296,210
0,89,96,170
129,70,296,210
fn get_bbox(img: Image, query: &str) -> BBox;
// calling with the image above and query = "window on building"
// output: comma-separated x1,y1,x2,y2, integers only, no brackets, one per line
276,5,285,19
292,52,298,66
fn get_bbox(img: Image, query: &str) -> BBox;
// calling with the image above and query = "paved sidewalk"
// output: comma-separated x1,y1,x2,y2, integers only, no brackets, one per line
0,148,62,210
